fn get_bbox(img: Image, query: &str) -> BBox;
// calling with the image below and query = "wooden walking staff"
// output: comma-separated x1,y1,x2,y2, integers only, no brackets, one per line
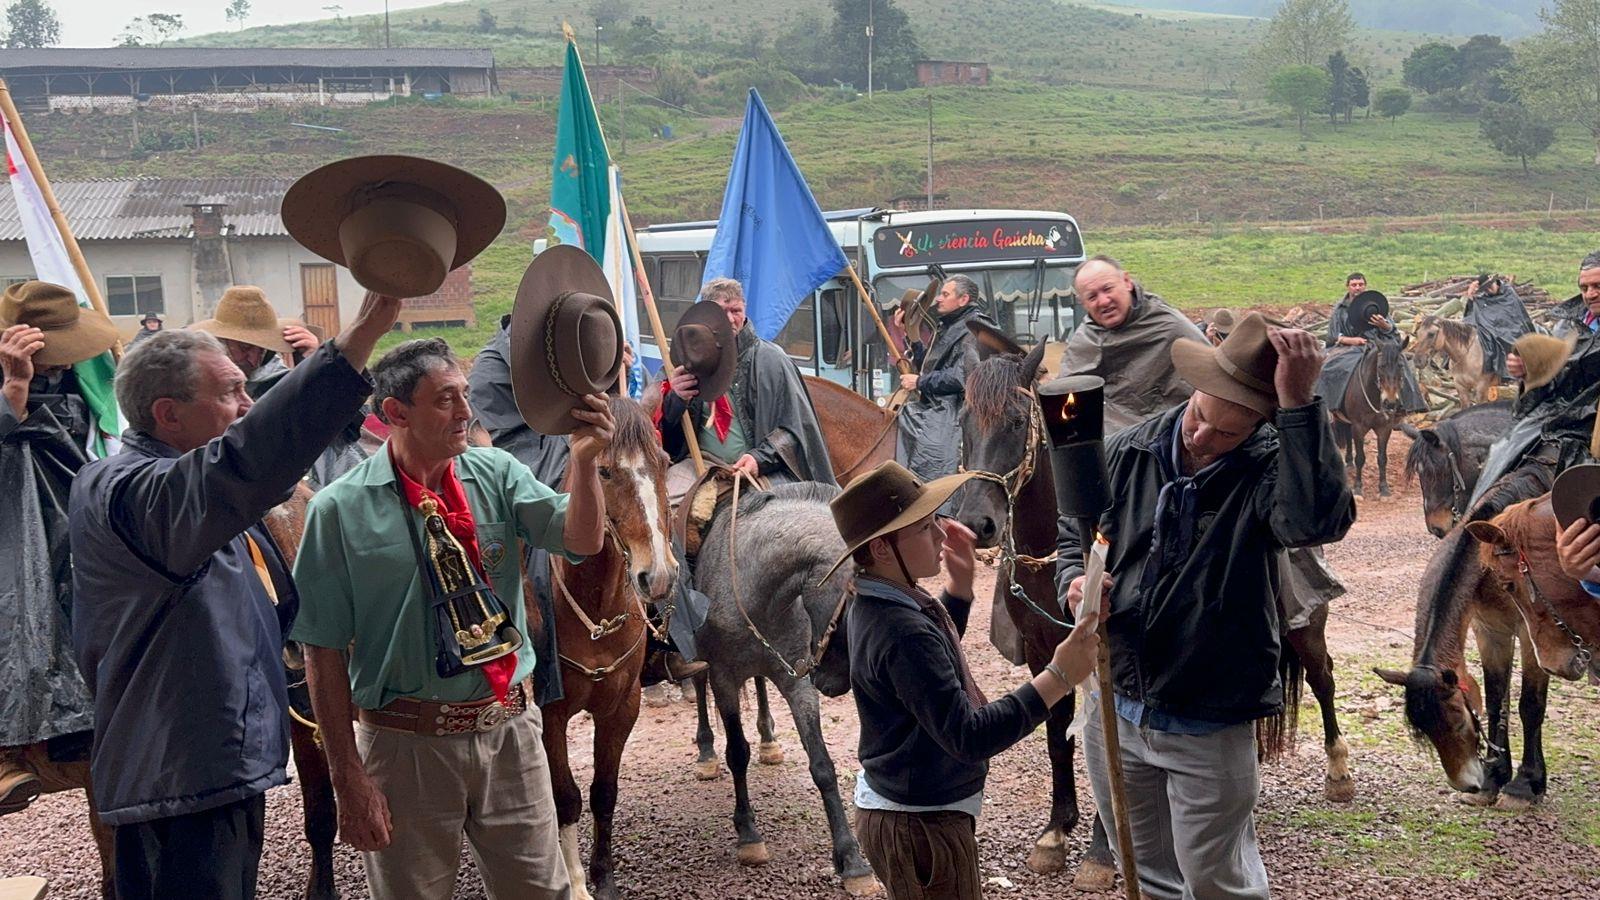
1037,375,1141,900
0,78,121,361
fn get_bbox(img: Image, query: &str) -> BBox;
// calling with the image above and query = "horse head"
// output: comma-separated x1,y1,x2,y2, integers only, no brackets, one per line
1410,316,1445,366
950,324,1046,549
1373,338,1407,413
1374,661,1491,794
1401,422,1465,538
1468,499,1600,682
600,397,678,601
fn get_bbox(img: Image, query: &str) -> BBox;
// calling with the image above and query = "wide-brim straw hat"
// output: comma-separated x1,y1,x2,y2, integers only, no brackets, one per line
1171,311,1280,417
669,301,736,402
822,460,975,582
1512,332,1577,390
1553,464,1600,529
509,244,623,436
190,286,295,357
282,155,506,299
0,280,119,367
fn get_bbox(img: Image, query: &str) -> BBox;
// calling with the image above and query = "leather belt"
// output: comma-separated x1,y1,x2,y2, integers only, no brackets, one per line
357,679,531,737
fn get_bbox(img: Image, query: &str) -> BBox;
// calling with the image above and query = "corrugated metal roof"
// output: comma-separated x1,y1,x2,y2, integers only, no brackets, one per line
0,177,295,241
1,47,495,72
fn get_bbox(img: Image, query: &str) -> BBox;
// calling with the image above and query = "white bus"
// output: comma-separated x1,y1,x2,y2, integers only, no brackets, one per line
632,207,1089,398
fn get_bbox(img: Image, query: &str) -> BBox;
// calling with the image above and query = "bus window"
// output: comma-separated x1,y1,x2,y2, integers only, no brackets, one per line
774,295,818,367
639,255,703,346
819,286,850,366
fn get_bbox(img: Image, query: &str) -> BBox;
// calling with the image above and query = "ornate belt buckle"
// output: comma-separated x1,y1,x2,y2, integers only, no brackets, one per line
474,703,509,732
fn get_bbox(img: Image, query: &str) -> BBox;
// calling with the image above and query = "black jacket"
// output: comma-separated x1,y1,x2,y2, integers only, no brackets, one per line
848,577,1048,807
1055,401,1354,724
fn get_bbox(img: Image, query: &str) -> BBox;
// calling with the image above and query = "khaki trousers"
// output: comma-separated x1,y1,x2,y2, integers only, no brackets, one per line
357,704,570,900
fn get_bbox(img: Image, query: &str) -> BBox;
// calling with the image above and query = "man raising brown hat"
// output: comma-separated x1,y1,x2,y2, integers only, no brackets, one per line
0,280,119,815
1056,314,1354,899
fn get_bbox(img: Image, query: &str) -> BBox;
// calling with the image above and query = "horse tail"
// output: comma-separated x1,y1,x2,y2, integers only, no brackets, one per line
1257,644,1303,763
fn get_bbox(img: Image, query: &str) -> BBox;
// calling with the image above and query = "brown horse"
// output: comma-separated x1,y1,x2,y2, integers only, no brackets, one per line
1375,466,1553,808
541,397,679,900
801,374,897,486
1411,315,1498,409
1468,495,1600,682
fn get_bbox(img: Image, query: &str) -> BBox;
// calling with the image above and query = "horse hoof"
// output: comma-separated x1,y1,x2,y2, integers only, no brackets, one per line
642,683,675,708
757,741,784,765
1496,792,1536,811
1324,774,1356,803
694,758,723,781
1072,858,1116,892
1026,843,1066,875
843,874,883,896
736,841,770,866
1461,790,1498,807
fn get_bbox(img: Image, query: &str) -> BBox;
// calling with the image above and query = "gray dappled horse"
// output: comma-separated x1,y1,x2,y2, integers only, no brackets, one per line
690,481,877,895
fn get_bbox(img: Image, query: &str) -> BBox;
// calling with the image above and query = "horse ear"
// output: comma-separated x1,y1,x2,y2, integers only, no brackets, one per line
1465,521,1507,546
1020,338,1049,387
1399,422,1420,440
1373,666,1409,686
968,319,1022,360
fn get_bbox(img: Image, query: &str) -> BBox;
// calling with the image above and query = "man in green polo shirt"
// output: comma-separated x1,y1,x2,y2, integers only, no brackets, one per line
292,337,611,899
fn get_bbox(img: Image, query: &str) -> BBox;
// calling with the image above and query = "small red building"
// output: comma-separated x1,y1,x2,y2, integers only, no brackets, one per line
915,60,990,88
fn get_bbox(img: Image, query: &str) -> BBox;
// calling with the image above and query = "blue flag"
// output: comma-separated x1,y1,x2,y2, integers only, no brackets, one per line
703,89,848,341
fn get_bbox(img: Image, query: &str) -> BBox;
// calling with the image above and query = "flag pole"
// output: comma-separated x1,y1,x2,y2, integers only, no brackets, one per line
0,78,121,361
843,262,911,376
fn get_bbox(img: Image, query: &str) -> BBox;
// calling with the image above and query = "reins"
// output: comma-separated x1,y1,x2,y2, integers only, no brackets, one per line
554,518,676,683
1516,551,1594,673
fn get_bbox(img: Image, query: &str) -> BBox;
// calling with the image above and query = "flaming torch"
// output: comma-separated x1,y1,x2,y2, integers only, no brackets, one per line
1038,375,1140,900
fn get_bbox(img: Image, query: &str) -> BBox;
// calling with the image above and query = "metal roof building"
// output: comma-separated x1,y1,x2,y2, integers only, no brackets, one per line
0,177,294,241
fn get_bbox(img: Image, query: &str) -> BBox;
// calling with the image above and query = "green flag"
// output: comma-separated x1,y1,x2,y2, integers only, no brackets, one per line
74,352,121,457
547,39,610,258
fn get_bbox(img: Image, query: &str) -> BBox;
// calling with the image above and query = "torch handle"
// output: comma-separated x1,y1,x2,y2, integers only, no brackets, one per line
1080,517,1140,900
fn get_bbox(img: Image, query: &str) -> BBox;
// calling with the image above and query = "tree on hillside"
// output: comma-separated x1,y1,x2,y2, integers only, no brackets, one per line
1402,42,1460,96
1267,64,1331,134
118,12,185,47
1510,0,1600,164
1325,50,1350,124
1257,0,1355,69
1458,34,1515,106
476,8,496,32
828,0,921,92
224,0,250,31
1346,65,1371,121
589,0,629,29
613,16,668,59
3,0,61,48
1479,101,1556,173
1374,86,1412,124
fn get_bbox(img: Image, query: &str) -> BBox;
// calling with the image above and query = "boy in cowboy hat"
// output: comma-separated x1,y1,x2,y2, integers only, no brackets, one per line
1056,313,1353,900
835,460,1103,900
0,280,119,814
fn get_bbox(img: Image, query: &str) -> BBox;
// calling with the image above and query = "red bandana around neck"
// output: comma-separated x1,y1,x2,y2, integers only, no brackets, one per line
390,447,516,704
654,380,734,441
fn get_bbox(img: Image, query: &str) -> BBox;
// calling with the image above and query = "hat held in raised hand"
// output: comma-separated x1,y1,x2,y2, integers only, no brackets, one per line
1170,311,1282,417
0,280,119,367
189,285,300,356
282,155,506,299
509,245,623,436
1512,332,1576,390
670,301,737,403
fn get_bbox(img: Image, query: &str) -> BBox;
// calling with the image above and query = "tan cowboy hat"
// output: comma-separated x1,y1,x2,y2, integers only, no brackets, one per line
1512,332,1577,390
282,155,506,299
190,286,295,357
509,244,623,436
884,278,941,330
1209,308,1236,338
670,300,736,402
822,460,975,582
0,280,119,367
1554,464,1600,529
1171,311,1280,417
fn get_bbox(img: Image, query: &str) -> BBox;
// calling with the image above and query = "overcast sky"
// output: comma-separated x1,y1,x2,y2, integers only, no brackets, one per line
54,1,448,47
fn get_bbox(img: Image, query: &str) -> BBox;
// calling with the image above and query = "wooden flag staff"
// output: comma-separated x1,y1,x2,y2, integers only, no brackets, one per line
0,78,121,361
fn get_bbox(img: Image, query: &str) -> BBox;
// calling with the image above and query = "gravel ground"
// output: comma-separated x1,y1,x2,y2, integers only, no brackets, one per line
9,434,1600,899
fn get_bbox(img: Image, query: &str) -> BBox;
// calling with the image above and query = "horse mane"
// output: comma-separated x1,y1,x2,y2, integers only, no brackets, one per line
1403,420,1461,486
733,480,841,518
608,395,657,458
965,352,1029,430
1488,496,1549,553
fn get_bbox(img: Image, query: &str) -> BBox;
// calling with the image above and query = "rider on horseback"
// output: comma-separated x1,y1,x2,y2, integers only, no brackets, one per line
1320,275,1428,414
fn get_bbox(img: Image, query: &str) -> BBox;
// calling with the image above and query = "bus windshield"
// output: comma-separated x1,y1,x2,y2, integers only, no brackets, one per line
873,264,1080,347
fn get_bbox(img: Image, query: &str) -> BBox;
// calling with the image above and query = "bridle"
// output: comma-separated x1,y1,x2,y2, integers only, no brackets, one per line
1413,662,1503,758
1515,550,1593,674
960,389,1077,631
554,515,677,683
1442,444,1472,525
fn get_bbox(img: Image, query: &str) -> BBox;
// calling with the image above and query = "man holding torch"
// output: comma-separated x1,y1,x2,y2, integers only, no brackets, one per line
1054,313,1354,899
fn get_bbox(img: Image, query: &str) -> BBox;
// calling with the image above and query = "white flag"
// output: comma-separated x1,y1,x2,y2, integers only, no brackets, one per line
602,165,645,396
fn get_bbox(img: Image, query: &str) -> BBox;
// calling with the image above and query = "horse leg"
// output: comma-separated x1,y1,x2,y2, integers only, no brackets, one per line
84,782,116,900
1351,425,1368,499
1027,690,1079,875
290,720,339,900
587,693,642,900
775,679,876,894
1471,623,1515,805
1289,610,1352,802
1500,639,1550,810
1376,426,1393,498
693,670,722,781
711,676,766,865
754,676,783,766
1072,814,1116,893
543,708,594,900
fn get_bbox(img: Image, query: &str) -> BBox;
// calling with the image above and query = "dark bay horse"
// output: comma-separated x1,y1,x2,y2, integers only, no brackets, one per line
1332,338,1411,498
1375,467,1554,808
541,397,679,900
1401,401,1513,537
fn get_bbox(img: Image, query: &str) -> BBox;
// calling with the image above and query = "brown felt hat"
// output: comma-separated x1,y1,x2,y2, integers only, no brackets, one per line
1553,464,1600,529
1171,311,1280,417
0,280,119,367
509,245,623,436
883,277,941,331
670,300,736,402
1209,308,1236,337
1513,332,1577,390
189,286,296,357
822,460,975,583
282,155,505,299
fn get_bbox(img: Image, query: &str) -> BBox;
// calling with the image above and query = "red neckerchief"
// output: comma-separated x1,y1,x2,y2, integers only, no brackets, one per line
654,380,734,441
391,446,516,703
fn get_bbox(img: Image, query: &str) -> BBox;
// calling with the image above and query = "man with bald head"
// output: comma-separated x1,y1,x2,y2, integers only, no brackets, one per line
1063,255,1208,432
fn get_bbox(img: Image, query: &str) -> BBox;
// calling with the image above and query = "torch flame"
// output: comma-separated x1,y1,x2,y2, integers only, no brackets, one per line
1094,532,1109,546
1060,392,1080,421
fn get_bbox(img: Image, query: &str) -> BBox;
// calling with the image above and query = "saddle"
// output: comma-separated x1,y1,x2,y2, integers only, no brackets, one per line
673,464,769,560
